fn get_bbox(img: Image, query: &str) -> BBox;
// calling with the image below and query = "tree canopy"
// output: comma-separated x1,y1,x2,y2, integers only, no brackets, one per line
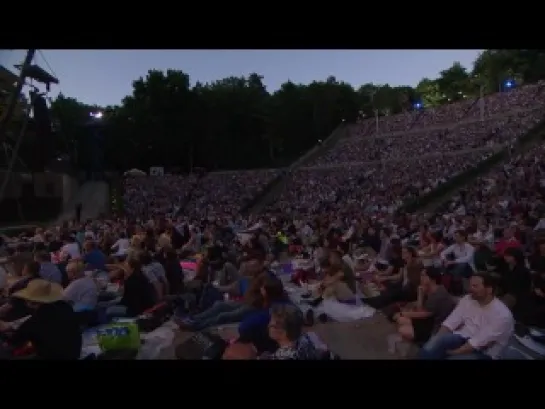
23,49,545,173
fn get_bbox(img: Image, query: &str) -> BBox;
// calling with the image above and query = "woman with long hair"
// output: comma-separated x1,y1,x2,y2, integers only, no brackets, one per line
419,231,445,268
363,244,410,310
223,275,290,358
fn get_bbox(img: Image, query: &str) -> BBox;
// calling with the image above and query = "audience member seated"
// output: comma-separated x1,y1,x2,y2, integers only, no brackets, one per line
112,257,155,318
177,259,268,330
389,267,456,353
361,243,404,309
303,256,356,311
161,249,184,295
230,275,290,354
34,251,63,285
0,279,82,360
60,235,81,261
111,231,130,257
82,240,107,272
417,274,514,360
496,247,532,311
140,251,169,302
363,246,423,313
440,230,475,292
418,231,445,268
63,260,99,312
515,269,545,329
223,303,320,360
495,226,522,256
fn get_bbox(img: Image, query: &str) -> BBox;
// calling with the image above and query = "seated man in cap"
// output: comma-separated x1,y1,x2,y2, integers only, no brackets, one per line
0,279,82,359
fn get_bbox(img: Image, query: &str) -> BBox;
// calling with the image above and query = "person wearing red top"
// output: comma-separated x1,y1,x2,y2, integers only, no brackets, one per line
495,226,522,256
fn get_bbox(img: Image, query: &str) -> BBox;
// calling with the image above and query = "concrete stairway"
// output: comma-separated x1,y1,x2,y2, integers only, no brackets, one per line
246,123,350,214
55,181,109,224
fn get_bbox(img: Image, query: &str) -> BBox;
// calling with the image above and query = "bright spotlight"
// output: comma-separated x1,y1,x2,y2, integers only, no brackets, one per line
504,79,515,90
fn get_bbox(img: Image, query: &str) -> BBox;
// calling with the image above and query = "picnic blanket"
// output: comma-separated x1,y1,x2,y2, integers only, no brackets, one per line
283,283,375,322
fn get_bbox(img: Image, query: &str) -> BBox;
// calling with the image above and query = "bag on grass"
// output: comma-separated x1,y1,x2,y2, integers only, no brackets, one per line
97,322,141,352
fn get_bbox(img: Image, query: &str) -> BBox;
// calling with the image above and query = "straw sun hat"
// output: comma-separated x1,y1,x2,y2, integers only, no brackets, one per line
13,279,63,304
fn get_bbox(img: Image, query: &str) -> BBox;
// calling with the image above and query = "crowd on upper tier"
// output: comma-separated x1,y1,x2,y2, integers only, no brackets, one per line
120,83,545,223
310,108,543,166
351,81,545,139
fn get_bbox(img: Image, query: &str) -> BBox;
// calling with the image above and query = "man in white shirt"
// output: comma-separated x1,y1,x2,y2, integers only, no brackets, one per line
418,274,514,360
60,236,81,260
440,230,475,277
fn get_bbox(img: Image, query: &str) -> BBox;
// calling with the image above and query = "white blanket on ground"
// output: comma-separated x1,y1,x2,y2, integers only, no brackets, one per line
138,322,177,359
285,284,375,322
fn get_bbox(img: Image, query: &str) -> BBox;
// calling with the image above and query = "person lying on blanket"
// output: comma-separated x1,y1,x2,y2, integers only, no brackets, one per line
222,303,321,360
177,258,272,330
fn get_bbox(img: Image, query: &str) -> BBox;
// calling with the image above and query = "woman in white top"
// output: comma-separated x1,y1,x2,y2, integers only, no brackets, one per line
111,232,130,256
60,236,81,261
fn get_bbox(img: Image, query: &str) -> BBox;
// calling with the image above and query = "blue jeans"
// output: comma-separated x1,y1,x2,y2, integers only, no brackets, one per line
191,300,252,330
105,305,128,319
448,263,473,278
418,332,491,360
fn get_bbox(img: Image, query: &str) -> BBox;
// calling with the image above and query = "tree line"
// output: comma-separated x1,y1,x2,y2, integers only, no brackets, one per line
21,49,545,172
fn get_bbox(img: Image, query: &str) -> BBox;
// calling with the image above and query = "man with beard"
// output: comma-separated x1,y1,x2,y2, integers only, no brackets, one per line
417,274,513,360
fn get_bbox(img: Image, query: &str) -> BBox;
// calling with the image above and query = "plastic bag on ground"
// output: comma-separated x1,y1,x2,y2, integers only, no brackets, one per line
138,325,176,360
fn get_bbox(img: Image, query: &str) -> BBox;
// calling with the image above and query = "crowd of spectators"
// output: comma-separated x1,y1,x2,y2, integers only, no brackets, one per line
1,80,545,361
184,169,281,219
350,81,544,139
123,174,198,220
272,151,493,216
312,104,544,166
